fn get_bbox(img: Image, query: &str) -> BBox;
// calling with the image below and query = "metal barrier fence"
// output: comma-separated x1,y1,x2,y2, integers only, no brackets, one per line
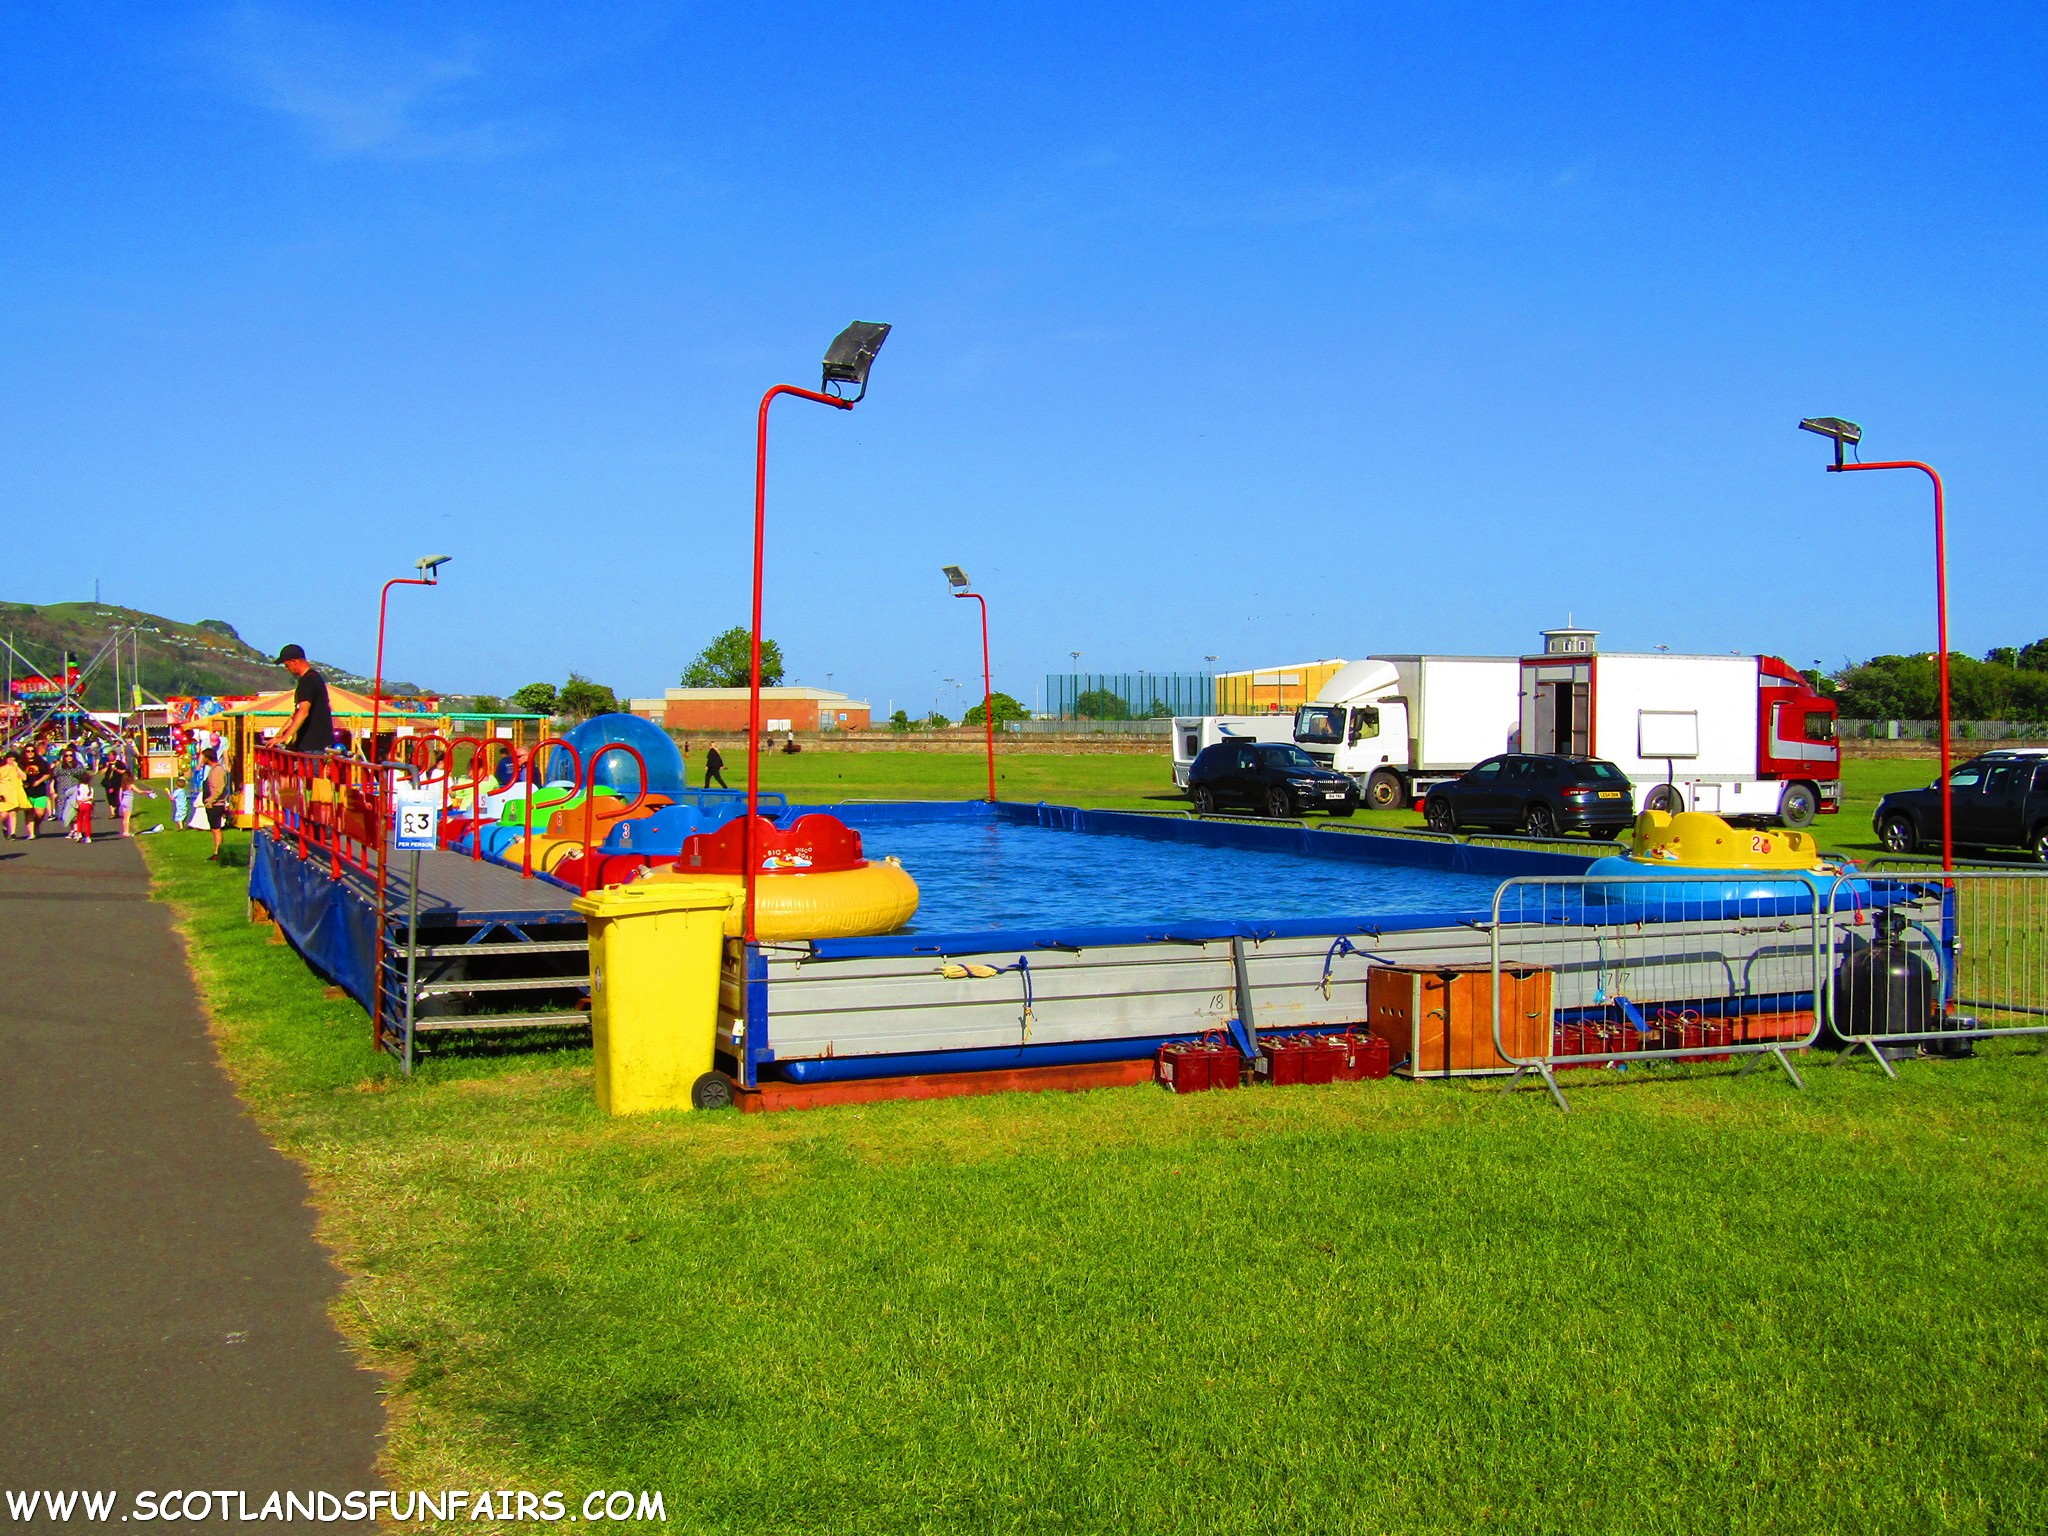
1489,874,1830,1112
1822,868,2048,1077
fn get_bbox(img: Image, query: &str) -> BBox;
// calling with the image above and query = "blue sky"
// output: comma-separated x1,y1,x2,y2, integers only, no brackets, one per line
3,4,2044,712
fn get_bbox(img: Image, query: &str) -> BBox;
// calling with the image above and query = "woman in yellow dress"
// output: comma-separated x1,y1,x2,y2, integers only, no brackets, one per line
0,752,29,840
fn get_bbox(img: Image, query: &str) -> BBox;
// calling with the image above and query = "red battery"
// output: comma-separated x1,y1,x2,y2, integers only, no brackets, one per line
1301,1034,1344,1085
1207,1044,1243,1089
1341,1031,1391,1080
1257,1035,1309,1086
1156,1043,1211,1094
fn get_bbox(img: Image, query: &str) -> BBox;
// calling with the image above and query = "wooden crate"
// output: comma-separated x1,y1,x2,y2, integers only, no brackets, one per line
1368,963,1553,1078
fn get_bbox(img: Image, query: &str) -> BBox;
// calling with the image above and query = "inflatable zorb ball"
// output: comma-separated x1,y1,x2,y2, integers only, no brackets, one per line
548,713,685,800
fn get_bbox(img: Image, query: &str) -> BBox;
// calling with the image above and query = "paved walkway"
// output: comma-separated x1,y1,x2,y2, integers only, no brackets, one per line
0,833,383,1525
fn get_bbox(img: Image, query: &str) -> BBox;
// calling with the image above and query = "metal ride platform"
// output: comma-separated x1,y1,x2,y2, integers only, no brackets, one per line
350,845,584,928
251,832,592,1066
354,849,591,1052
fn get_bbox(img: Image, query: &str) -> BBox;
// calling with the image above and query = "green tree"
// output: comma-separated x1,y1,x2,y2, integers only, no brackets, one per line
555,672,620,722
683,627,785,688
2018,637,2048,671
1073,688,1131,720
512,682,558,715
961,692,1028,726
926,710,951,729
889,709,911,732
470,694,507,713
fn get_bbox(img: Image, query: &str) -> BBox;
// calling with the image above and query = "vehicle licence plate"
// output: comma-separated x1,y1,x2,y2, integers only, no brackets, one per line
1597,791,1623,798
1324,791,1347,799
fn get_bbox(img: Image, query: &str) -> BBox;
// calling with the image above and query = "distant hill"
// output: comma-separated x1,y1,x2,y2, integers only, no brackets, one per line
0,600,429,709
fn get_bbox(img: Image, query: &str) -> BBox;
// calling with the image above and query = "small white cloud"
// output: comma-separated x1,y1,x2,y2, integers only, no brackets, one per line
207,5,536,160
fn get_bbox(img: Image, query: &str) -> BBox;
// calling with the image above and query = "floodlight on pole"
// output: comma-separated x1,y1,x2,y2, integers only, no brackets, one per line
820,322,892,404
1798,416,1953,869
372,556,454,763
743,322,891,944
944,566,997,801
1797,416,1862,468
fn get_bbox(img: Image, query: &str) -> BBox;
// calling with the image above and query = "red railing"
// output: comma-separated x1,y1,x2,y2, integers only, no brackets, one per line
251,734,655,1052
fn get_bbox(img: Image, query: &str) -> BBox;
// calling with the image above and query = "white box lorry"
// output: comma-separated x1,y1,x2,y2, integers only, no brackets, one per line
1171,715,1301,788
1292,656,1522,808
1519,627,1840,826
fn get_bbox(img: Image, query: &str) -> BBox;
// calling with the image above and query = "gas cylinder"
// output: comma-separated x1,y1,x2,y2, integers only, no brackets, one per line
1826,910,1937,1049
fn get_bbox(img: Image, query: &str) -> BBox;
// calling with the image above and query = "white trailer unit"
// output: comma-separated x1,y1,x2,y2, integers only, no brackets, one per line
1293,656,1521,808
1519,630,1840,826
1170,715,1300,787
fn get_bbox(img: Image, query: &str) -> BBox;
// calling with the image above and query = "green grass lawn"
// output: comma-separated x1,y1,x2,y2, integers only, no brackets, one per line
137,752,2048,1535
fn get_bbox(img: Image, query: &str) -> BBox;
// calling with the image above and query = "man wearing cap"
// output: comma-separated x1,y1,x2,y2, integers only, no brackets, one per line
274,644,335,754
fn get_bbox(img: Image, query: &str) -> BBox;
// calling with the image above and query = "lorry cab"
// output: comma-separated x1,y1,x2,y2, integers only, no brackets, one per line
1293,656,1519,808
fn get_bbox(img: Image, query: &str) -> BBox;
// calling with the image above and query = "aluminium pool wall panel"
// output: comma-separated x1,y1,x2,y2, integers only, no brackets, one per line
754,919,1512,1071
752,914,1821,1080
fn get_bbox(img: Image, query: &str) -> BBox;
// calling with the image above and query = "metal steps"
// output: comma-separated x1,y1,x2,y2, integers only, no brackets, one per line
400,938,590,959
415,973,590,998
412,1010,590,1034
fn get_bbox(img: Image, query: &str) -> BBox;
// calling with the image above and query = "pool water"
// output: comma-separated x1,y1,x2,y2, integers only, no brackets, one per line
854,817,1501,931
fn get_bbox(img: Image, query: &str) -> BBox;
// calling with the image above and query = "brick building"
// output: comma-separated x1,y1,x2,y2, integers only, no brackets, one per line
629,686,871,733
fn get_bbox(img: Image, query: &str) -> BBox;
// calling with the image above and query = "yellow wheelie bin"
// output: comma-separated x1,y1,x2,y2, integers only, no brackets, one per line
572,882,737,1115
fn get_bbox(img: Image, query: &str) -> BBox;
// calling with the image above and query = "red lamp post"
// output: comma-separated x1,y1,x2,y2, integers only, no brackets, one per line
742,322,891,943
370,555,450,763
944,565,997,802
1799,417,1953,868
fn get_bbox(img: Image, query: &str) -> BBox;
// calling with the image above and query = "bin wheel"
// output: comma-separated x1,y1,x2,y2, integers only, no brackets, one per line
691,1071,736,1111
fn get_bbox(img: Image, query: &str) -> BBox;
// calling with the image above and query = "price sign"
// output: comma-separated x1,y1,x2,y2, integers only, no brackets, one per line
393,790,441,852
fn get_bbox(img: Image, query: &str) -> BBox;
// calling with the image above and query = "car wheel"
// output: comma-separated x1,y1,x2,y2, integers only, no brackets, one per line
1364,770,1403,809
1880,814,1917,855
1425,798,1457,834
2034,823,2048,865
1265,787,1293,819
1780,782,1819,828
690,1071,736,1111
1192,785,1217,815
1525,802,1558,839
1644,784,1683,815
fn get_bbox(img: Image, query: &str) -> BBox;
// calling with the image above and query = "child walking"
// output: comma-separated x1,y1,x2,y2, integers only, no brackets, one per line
68,776,95,843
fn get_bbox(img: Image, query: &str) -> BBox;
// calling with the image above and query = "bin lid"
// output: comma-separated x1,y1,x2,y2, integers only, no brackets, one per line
572,881,737,920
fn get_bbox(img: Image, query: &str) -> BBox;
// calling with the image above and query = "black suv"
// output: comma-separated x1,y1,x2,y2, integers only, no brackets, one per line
1423,754,1635,839
1875,750,2048,861
1187,741,1361,818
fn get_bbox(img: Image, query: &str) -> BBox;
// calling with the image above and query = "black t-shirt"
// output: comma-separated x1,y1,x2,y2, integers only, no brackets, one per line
289,667,336,753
